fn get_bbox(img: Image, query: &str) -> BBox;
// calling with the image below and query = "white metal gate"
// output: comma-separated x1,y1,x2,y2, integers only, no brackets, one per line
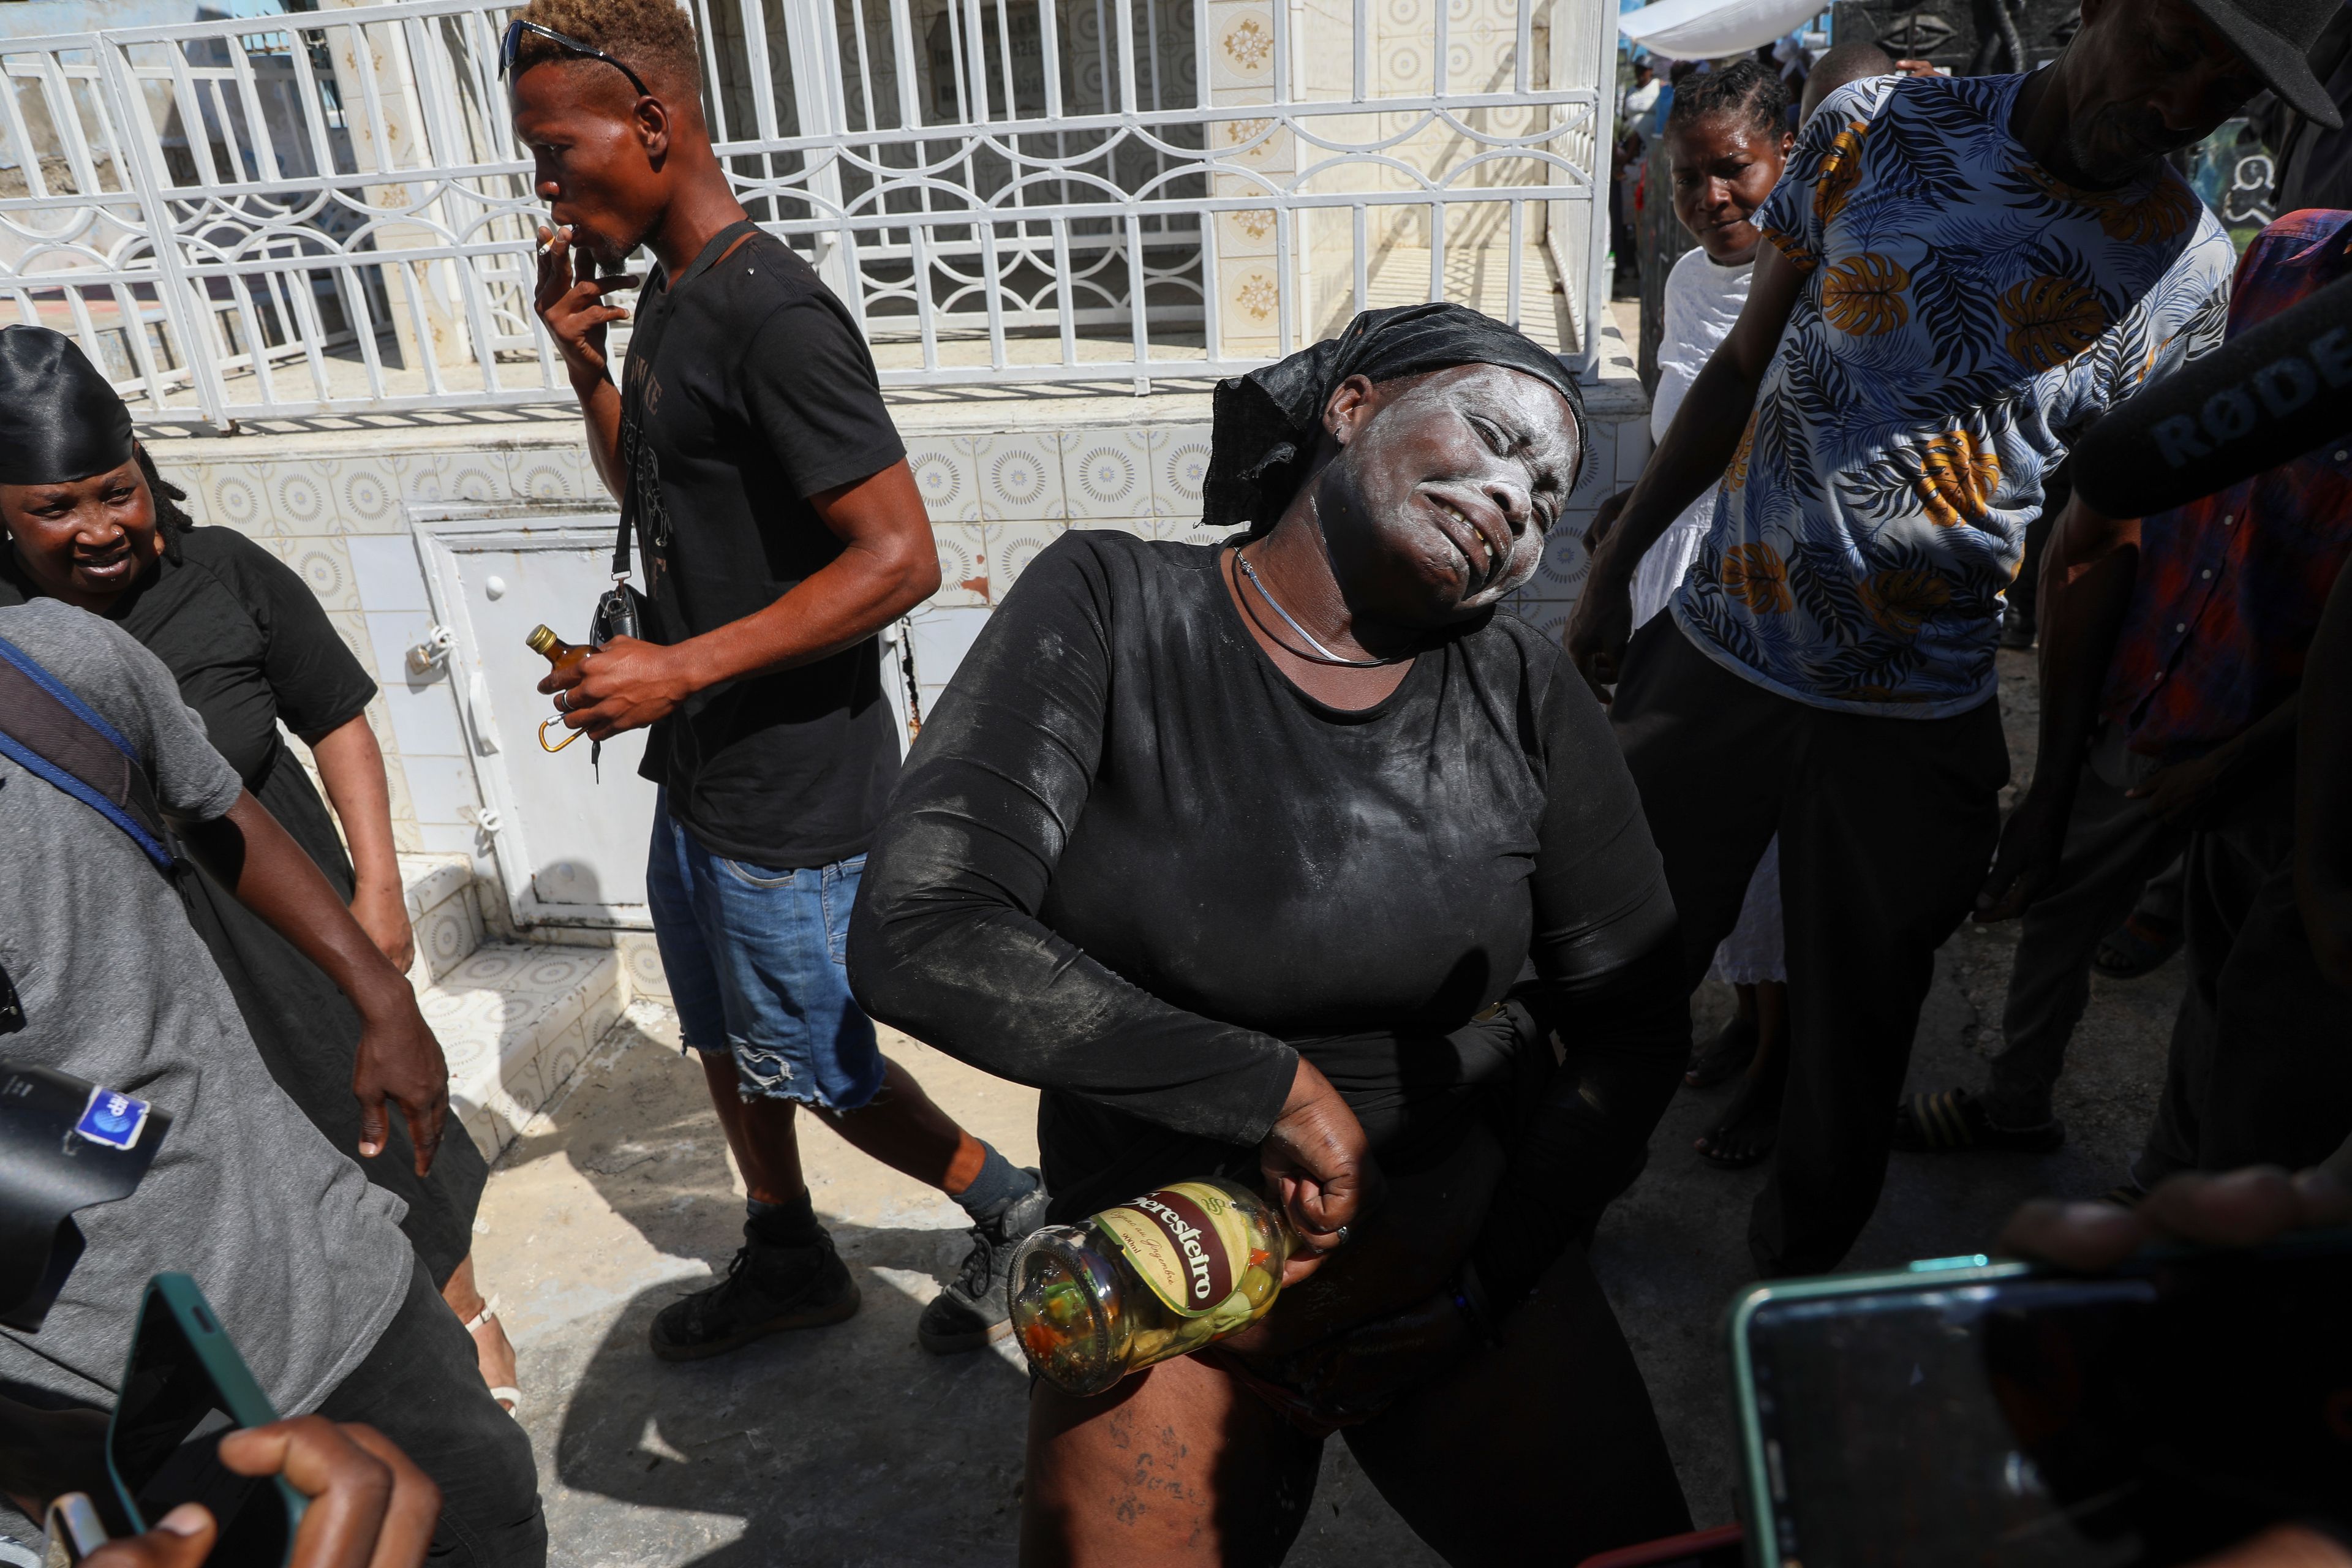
0,0,1613,424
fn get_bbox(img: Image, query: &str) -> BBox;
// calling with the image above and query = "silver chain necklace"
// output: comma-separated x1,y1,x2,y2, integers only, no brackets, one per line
1232,546,1408,669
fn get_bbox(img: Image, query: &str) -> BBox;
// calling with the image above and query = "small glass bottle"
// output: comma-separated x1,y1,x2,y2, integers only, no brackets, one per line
1008,1178,1293,1396
525,625,590,752
524,624,591,674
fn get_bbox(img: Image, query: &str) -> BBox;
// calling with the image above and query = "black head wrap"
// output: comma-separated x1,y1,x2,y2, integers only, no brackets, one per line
1201,301,1588,535
0,326,135,486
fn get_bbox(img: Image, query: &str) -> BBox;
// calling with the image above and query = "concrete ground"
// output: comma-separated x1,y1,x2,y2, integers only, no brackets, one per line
474,650,2187,1564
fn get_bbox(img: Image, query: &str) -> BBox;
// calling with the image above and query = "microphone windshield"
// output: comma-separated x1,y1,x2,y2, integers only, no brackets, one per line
2071,270,2352,519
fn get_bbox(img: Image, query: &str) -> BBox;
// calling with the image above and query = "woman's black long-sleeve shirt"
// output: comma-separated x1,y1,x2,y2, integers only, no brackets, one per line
850,531,1686,1289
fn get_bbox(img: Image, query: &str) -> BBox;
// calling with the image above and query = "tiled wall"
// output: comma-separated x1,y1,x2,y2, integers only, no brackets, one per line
146,382,1645,935
902,403,1643,711
146,434,609,870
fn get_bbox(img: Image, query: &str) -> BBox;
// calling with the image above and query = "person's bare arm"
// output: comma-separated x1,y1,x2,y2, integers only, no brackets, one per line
2297,561,2352,986
1564,240,1806,696
1975,493,2141,921
532,222,631,499
301,713,412,974
175,793,448,1175
538,459,941,741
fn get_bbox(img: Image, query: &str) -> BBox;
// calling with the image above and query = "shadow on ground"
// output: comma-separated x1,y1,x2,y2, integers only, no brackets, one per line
478,1011,1437,1567
474,652,2191,1559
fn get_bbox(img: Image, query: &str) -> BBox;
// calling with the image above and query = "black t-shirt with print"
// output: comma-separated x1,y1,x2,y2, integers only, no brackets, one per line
620,222,908,870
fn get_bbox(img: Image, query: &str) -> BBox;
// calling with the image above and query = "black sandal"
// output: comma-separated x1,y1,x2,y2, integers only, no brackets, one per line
1891,1088,2065,1154
1686,1014,1759,1089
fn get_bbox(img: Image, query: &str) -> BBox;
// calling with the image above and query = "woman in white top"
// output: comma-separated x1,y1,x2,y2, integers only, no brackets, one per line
1583,59,1793,1167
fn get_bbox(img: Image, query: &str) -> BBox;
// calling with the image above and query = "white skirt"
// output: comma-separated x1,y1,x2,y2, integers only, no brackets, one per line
1709,835,1786,986
1630,487,1717,630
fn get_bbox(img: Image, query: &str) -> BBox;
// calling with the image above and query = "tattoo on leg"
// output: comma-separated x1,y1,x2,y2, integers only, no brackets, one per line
1103,1408,1199,1531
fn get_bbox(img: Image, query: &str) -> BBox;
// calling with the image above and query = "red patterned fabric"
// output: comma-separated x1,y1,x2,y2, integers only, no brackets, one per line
2101,208,2352,763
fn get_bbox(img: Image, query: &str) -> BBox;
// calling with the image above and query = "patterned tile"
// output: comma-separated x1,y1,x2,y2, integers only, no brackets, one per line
199,463,270,535
984,522,1066,598
929,521,990,608
532,1018,592,1103
283,535,360,612
1525,527,1590,598
426,941,624,1156
323,609,380,685
621,934,670,1002
453,1102,503,1163
152,459,208,524
1207,2,1278,90
505,446,587,503
414,893,485,984
335,460,404,534
1061,429,1153,519
268,459,341,535
970,434,1065,521
1221,258,1287,343
905,441,978,524
1151,426,1214,520
394,451,508,508
580,980,624,1047
400,853,473,919
1215,113,1294,175
1215,206,1280,260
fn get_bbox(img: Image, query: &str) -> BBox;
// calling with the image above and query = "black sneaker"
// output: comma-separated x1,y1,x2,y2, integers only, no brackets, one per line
918,1174,1050,1355
649,1230,860,1363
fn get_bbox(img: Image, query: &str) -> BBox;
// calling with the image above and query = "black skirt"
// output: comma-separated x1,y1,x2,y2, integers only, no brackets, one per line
181,745,488,1286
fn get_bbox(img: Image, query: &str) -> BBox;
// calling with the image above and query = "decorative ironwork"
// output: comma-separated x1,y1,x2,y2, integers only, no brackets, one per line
0,0,1611,424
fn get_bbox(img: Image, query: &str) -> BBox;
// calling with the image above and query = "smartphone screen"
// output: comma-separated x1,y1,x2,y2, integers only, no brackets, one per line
108,1302,289,1564
1744,1242,2352,1567
1747,1275,2150,1567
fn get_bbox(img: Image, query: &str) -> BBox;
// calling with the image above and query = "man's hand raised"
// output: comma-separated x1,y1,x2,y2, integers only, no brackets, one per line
533,223,639,383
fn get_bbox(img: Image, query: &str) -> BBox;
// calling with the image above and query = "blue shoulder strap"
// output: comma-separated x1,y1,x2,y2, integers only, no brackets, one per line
0,633,177,873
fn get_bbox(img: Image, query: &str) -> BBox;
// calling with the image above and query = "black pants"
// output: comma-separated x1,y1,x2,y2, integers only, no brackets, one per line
2135,771,2352,1186
317,1263,546,1568
1983,728,2188,1128
1612,619,2008,1275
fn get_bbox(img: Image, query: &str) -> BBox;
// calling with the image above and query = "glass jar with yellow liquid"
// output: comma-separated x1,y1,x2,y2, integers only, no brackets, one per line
1008,1178,1294,1396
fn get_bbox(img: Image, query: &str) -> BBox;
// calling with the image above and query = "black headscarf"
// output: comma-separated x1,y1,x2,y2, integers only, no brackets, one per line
1200,302,1588,535
0,326,135,486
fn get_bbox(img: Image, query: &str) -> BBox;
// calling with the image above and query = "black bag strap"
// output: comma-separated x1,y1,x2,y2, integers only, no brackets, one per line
0,634,176,873
611,219,766,581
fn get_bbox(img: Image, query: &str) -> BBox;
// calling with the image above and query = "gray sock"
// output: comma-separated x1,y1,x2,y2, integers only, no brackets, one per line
953,1145,1036,1223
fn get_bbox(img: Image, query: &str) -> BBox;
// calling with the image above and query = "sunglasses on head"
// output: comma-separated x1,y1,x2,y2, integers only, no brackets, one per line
499,18,652,98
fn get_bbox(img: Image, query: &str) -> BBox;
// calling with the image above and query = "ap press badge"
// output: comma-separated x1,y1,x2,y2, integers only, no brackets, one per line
1,1061,172,1330
75,1086,151,1151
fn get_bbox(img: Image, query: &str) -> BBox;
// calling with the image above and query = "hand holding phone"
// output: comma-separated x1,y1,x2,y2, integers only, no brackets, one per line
80,1418,439,1568
1728,1163,2352,1567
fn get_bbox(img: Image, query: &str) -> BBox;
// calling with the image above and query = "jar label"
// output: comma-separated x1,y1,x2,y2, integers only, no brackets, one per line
1093,1182,1247,1319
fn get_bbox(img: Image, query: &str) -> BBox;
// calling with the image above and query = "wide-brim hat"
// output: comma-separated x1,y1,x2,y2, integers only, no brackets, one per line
2185,0,2344,130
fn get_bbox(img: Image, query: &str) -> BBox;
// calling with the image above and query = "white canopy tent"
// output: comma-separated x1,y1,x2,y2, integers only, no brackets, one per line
1618,0,1825,60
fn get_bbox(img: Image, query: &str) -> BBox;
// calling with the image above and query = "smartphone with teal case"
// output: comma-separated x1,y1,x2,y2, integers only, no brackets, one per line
1725,1233,2352,1568
107,1273,304,1565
